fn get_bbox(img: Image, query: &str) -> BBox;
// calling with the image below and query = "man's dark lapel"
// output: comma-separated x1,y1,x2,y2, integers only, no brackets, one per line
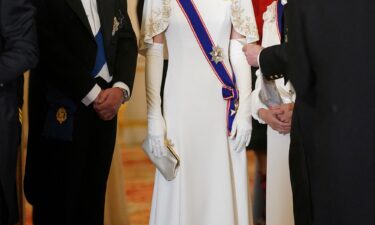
97,0,115,43
65,0,93,37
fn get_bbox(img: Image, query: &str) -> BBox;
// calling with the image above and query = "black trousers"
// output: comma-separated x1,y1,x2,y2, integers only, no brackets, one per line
0,82,21,225
0,185,7,225
289,107,314,225
25,106,117,225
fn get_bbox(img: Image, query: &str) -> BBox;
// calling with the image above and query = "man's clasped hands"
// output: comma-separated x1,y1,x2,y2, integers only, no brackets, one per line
94,87,125,121
258,103,294,134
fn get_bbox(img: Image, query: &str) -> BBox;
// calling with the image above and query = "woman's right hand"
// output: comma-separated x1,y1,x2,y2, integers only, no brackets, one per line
258,108,291,134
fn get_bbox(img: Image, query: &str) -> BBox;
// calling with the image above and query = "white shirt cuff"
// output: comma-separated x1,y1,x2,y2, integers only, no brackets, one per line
113,82,130,101
81,84,101,106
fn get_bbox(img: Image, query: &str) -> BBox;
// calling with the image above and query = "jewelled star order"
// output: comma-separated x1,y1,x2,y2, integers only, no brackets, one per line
210,46,224,64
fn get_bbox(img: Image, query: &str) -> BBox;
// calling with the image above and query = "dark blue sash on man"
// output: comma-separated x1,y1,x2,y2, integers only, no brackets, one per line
277,0,285,41
176,0,239,135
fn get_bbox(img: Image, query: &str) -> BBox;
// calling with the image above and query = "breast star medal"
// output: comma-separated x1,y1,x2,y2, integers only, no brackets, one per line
112,17,120,36
56,107,67,124
210,46,224,64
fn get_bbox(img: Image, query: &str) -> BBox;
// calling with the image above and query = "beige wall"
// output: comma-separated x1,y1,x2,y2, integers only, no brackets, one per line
120,0,147,146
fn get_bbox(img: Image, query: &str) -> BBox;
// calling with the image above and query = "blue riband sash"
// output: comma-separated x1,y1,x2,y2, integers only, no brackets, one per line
176,0,238,135
276,0,284,40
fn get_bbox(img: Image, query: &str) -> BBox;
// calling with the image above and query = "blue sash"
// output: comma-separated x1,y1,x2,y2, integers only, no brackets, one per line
176,0,238,135
277,0,284,40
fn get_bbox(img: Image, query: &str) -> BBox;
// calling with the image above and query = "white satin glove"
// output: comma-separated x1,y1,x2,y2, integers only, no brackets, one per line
229,39,253,152
144,135,169,158
145,43,169,157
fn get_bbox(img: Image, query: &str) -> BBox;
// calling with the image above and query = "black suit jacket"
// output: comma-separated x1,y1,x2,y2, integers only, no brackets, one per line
0,0,38,83
31,0,137,102
27,0,138,142
288,0,375,225
258,3,288,81
259,43,288,78
26,0,138,205
0,0,38,223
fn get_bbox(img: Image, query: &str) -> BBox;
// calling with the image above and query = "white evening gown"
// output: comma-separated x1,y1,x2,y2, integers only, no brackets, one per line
250,1,295,225
140,0,258,225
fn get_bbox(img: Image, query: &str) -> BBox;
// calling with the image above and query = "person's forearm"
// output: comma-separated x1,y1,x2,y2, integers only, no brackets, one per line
259,43,288,78
0,0,38,82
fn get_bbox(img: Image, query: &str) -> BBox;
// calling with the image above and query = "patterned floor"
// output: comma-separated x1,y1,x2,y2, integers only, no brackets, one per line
25,146,256,225
122,146,156,225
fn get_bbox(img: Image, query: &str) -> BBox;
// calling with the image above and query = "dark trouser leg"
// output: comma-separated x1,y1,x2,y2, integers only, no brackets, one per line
66,107,117,225
31,138,70,225
33,202,65,225
289,115,313,225
0,86,20,225
252,159,266,225
248,114,268,225
30,106,117,225
0,185,8,225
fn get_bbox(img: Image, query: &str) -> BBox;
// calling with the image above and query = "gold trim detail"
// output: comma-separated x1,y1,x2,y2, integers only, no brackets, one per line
56,107,67,124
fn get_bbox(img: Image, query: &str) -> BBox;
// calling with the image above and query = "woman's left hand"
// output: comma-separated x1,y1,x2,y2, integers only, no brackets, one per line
230,118,252,152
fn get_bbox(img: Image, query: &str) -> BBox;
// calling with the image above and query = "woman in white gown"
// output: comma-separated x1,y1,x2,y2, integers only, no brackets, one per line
250,1,295,225
139,0,259,225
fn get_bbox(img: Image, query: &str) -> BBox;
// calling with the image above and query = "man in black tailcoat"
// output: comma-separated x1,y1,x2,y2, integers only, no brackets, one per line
24,0,138,224
0,0,38,224
287,0,375,224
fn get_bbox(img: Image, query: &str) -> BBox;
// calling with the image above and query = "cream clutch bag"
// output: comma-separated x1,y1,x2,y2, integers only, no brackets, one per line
142,138,180,181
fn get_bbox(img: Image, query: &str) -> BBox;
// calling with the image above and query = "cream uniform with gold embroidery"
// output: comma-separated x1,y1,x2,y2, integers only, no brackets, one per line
140,0,258,225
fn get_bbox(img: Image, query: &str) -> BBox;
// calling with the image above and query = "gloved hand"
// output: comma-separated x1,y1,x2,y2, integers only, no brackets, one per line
230,117,252,152
144,135,169,158
144,43,169,157
229,39,253,152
